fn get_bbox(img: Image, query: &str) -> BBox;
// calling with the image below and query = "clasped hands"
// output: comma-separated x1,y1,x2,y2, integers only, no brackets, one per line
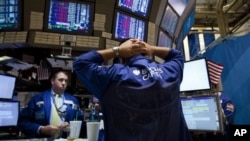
40,122,69,136
118,38,153,58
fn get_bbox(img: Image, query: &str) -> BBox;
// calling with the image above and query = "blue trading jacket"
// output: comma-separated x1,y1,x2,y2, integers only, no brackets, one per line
18,90,83,138
73,49,192,141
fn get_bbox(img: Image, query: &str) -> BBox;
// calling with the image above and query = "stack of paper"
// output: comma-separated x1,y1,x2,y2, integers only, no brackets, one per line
30,11,44,30
94,13,106,31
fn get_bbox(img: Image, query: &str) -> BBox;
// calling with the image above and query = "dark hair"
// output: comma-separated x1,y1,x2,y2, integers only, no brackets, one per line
50,69,68,80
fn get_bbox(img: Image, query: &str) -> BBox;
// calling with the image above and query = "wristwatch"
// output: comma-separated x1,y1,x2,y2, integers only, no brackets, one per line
112,46,120,57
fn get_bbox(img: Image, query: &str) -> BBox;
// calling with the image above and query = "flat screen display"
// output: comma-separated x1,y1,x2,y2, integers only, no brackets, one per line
180,58,211,92
168,0,188,16
0,0,22,30
0,74,16,99
181,95,224,132
157,30,172,48
44,0,94,35
116,0,152,18
113,10,147,41
160,5,179,37
0,100,19,127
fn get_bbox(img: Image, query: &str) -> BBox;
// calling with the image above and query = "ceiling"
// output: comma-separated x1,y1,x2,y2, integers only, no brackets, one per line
194,0,250,36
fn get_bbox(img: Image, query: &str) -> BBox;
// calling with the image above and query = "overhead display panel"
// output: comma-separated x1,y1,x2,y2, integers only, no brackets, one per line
113,10,147,41
0,0,22,31
44,0,94,35
117,0,152,19
160,5,179,37
168,0,188,16
157,30,172,48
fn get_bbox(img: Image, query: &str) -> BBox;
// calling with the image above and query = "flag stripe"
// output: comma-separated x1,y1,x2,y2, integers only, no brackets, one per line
37,67,49,80
207,60,224,84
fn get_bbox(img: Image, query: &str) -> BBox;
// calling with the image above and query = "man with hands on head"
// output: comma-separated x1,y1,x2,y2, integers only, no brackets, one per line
73,38,192,141
18,70,84,139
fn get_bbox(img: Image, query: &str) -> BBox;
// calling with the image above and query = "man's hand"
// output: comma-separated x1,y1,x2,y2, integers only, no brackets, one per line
59,122,70,132
40,125,60,136
119,38,151,58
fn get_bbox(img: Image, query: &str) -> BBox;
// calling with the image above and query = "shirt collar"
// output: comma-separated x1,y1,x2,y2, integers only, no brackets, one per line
51,89,64,97
126,55,150,66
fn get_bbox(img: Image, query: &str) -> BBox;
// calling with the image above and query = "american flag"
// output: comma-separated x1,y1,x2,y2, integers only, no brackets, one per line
37,67,49,80
206,60,224,84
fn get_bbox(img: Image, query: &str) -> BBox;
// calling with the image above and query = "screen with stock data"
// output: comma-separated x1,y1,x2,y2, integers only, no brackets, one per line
160,5,179,37
44,0,94,35
113,10,147,41
0,101,19,127
117,0,152,18
0,0,22,30
157,30,172,48
181,95,223,132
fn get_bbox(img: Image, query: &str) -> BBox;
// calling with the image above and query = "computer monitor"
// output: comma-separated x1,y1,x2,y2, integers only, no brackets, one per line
0,74,16,99
160,5,179,37
43,0,95,35
0,0,23,31
180,58,211,92
157,30,172,48
168,0,188,16
112,9,148,41
116,0,152,19
180,94,224,132
0,100,20,128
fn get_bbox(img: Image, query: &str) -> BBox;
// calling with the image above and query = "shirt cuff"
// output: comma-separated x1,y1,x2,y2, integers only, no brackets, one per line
37,126,44,135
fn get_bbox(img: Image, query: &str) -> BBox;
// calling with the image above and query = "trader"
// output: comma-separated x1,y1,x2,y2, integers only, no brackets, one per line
73,38,192,141
18,70,84,139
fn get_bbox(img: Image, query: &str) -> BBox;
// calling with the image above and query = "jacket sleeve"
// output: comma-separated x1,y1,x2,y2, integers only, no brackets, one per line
73,50,114,99
161,49,184,83
17,96,44,137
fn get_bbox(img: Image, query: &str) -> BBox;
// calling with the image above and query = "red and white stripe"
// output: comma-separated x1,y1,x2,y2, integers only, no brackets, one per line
37,67,49,80
207,60,224,84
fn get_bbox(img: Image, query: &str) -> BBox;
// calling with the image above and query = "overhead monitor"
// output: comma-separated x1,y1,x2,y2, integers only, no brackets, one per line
180,58,211,92
113,9,147,41
116,0,152,19
0,100,19,128
0,0,22,31
44,0,94,35
168,0,188,16
181,95,224,132
0,74,16,99
160,5,179,37
157,30,172,48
